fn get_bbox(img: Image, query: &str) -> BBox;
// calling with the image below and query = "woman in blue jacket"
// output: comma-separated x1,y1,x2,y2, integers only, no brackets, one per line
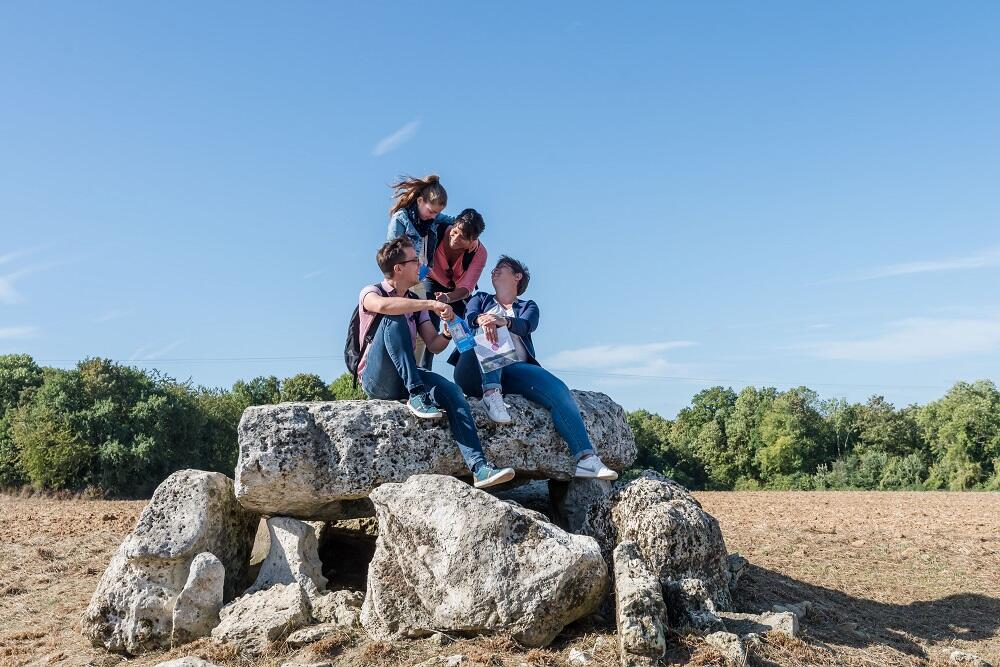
452,256,619,480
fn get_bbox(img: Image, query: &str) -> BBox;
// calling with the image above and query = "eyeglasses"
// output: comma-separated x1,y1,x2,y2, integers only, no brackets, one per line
397,258,419,266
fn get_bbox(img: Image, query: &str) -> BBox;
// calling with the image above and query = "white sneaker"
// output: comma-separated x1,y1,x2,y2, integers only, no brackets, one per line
575,455,619,480
482,391,512,424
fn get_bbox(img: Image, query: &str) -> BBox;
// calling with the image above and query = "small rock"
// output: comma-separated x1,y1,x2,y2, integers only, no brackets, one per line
948,649,992,666
705,631,747,664
719,611,798,638
310,589,364,626
211,583,310,656
153,658,220,667
414,656,465,667
568,647,591,665
429,631,453,646
285,623,345,649
772,601,811,619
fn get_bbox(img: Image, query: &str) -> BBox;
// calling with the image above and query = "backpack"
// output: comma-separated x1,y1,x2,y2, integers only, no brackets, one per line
345,283,389,386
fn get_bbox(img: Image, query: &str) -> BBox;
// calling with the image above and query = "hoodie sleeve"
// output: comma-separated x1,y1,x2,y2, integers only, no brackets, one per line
465,293,486,328
507,300,539,337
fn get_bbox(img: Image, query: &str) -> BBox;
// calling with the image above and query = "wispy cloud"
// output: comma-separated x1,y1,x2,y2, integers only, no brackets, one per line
805,317,1000,362
818,246,1000,284
302,269,327,280
130,339,185,361
0,325,38,340
0,268,33,304
372,120,420,157
545,340,698,378
93,309,127,323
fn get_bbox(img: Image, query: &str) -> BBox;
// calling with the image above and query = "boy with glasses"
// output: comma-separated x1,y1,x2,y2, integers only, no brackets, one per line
356,237,515,489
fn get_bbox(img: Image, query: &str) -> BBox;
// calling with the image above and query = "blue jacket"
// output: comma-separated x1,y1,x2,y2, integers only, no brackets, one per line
387,206,455,268
448,292,540,366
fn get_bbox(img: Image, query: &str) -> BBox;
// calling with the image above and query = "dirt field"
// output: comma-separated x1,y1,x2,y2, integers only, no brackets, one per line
1,491,997,667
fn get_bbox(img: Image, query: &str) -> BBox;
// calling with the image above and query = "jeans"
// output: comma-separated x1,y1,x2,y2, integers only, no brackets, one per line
361,315,487,472
419,278,468,371
454,350,595,461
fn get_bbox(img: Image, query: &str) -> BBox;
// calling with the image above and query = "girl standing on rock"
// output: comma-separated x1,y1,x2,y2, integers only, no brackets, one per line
386,174,454,293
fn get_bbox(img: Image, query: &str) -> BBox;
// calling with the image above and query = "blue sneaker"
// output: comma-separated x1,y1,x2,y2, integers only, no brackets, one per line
473,463,515,489
407,393,442,419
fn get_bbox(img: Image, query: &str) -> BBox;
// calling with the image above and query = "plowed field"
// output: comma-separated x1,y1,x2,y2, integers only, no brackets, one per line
1,491,996,667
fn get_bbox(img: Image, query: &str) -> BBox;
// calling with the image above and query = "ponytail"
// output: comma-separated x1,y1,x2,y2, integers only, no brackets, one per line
389,174,448,216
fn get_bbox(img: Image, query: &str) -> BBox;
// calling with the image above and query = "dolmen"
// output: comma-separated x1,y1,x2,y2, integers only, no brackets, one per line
82,392,763,665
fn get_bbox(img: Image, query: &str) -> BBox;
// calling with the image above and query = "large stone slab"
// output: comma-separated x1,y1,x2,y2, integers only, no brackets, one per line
235,391,636,519
360,474,608,647
82,470,258,654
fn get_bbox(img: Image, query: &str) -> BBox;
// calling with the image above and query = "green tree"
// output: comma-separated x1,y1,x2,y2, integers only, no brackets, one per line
626,409,706,488
855,395,923,457
820,396,860,459
280,373,333,402
670,387,736,488
232,376,281,409
918,380,1000,490
0,354,45,487
756,387,832,483
717,386,777,487
12,359,209,496
329,372,367,401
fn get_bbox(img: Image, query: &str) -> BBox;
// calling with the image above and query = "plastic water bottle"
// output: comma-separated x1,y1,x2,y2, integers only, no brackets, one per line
447,317,476,353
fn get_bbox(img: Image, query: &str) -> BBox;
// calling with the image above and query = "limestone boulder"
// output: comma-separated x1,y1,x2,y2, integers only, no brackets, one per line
584,471,733,616
361,474,608,647
614,541,667,667
82,470,258,654
211,583,311,655
171,552,225,646
235,392,635,519
310,589,364,627
246,517,328,600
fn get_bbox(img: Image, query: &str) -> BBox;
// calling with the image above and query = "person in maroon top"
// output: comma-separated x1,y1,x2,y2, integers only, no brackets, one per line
422,208,487,369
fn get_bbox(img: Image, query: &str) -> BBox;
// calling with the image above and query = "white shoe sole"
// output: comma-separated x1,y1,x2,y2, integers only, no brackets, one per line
474,468,516,489
407,403,442,419
487,412,512,424
575,467,619,481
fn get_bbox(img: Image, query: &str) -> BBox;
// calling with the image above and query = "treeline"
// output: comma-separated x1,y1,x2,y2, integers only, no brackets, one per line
629,383,1000,491
1,353,998,496
0,354,364,497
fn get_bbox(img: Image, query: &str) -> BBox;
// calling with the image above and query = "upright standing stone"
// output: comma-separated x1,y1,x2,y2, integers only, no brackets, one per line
171,552,225,646
82,470,258,654
614,541,667,667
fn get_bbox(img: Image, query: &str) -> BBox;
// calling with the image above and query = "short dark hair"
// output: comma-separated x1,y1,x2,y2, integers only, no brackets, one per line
453,208,485,240
377,237,414,277
496,255,530,295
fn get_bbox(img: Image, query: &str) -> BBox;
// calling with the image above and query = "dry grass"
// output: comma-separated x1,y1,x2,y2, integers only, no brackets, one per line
0,491,996,667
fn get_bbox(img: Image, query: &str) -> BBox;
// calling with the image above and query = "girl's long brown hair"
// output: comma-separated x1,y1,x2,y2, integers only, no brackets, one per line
389,174,448,216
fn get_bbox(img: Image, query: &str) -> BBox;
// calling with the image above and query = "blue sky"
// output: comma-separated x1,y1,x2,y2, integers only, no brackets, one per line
2,2,999,417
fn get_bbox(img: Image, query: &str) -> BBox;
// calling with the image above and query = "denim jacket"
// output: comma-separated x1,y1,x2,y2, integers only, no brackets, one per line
387,207,455,268
447,292,540,366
